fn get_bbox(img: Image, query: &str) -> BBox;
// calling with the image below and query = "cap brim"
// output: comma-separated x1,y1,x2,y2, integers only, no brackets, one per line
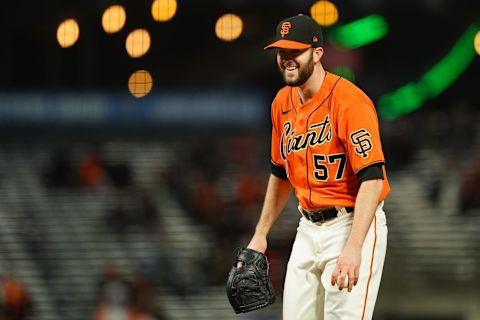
264,40,312,50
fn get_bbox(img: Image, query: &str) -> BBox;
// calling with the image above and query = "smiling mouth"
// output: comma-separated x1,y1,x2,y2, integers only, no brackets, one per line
283,61,298,72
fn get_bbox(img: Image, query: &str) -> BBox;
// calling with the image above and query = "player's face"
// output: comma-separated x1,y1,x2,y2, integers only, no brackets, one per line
277,48,314,87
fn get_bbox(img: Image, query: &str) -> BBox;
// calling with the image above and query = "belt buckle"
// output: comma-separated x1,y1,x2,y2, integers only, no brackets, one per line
304,208,327,224
312,210,326,223
298,205,338,224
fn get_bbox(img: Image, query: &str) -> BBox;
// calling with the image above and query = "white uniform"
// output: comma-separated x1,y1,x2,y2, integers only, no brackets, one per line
283,202,387,319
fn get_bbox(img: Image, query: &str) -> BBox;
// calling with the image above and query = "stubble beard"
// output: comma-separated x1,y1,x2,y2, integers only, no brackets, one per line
278,53,314,87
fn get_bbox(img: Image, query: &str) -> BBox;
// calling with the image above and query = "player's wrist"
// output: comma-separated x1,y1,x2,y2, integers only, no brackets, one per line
345,237,363,250
254,225,270,237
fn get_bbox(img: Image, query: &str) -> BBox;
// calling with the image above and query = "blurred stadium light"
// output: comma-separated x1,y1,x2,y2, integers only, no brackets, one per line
378,22,480,120
475,31,480,55
125,28,151,58
128,70,153,98
329,15,389,49
215,13,243,42
102,5,126,34
56,18,79,48
151,0,177,22
310,0,339,27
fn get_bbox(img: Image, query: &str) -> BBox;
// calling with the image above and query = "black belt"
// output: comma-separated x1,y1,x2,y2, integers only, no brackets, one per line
301,207,354,223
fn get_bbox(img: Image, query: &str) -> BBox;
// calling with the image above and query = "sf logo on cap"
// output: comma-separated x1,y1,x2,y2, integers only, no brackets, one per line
280,22,292,37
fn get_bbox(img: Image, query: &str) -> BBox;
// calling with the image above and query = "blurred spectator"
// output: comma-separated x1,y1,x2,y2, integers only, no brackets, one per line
459,159,480,213
226,135,258,164
105,188,161,233
79,148,104,189
93,304,160,320
189,175,224,226
96,261,130,306
93,261,130,320
148,233,187,295
104,160,134,190
128,271,155,318
137,189,159,229
42,145,78,188
93,262,165,320
235,164,265,211
213,163,267,241
105,193,130,234
0,273,33,320
189,138,225,178
92,304,128,320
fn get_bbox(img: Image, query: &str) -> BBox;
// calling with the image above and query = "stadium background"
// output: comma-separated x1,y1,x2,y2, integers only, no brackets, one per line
0,0,479,319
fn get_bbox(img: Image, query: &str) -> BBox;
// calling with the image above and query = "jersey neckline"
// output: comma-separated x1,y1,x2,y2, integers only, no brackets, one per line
292,71,338,111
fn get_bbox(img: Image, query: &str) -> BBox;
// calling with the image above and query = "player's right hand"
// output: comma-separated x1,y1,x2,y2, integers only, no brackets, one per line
330,243,361,292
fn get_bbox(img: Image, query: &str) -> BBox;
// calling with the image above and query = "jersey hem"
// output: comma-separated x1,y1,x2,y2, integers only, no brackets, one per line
299,196,388,211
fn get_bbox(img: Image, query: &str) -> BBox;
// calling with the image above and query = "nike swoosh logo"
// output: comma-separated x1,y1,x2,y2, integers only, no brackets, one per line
282,109,291,115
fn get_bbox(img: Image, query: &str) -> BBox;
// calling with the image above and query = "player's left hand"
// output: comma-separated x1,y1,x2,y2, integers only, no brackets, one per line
331,243,362,292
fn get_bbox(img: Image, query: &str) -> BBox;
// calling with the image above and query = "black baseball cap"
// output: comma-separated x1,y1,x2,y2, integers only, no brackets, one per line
264,14,324,50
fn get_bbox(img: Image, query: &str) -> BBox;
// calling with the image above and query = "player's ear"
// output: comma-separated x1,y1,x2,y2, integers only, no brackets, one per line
313,47,324,62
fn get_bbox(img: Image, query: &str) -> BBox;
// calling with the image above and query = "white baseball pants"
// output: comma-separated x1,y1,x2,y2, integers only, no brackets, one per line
283,204,387,320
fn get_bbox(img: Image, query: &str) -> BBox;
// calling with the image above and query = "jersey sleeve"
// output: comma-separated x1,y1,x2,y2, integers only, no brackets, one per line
337,101,385,173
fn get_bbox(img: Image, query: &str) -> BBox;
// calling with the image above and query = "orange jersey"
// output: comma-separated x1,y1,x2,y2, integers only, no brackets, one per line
271,72,390,210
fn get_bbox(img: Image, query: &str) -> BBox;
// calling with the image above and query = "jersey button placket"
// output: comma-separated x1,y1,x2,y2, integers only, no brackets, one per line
298,115,308,189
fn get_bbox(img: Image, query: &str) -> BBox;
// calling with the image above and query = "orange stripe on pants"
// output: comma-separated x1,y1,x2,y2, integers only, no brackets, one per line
361,215,377,320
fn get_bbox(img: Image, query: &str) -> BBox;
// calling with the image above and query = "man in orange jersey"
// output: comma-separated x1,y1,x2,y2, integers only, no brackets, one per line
240,14,390,319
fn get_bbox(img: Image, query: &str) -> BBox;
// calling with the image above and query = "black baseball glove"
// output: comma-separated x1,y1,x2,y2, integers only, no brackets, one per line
226,248,275,314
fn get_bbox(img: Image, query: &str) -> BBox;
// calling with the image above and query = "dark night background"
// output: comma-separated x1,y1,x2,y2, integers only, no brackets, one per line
1,0,478,98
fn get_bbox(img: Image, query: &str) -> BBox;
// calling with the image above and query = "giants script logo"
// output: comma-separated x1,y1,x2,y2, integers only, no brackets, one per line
280,115,332,160
350,129,373,159
280,22,292,37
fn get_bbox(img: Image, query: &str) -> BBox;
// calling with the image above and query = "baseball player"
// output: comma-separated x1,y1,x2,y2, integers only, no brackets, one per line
241,14,390,319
